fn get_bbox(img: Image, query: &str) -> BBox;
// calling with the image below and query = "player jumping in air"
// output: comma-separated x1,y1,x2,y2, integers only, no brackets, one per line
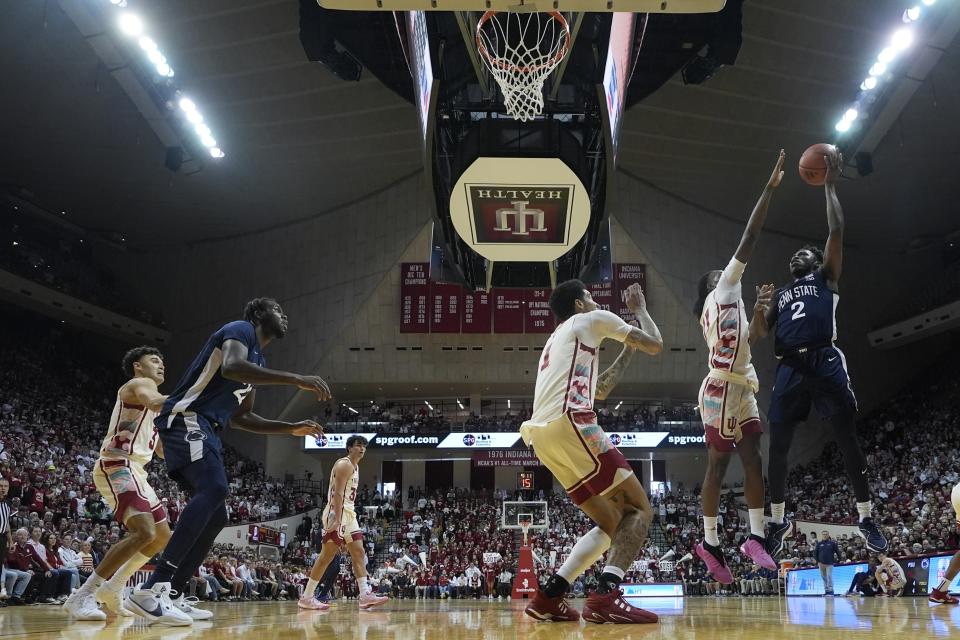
522,281,663,624
692,151,785,584
298,435,389,611
63,347,171,621
125,298,327,625
752,151,887,557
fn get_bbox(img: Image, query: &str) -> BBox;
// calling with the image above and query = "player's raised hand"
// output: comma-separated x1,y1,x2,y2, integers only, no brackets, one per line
754,284,775,316
290,420,323,438
297,374,331,401
767,149,785,189
825,149,844,184
623,283,647,313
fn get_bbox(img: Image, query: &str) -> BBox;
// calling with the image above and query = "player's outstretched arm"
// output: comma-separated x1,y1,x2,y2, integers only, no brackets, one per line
229,389,324,438
822,151,844,288
221,339,331,400
733,150,784,265
748,284,775,345
595,346,636,401
121,378,167,413
621,283,663,355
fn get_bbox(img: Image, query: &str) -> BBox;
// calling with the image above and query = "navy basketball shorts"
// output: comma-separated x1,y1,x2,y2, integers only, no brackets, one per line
157,412,224,481
768,345,858,424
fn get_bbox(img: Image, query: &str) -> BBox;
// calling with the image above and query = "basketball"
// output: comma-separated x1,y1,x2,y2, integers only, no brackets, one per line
798,143,837,186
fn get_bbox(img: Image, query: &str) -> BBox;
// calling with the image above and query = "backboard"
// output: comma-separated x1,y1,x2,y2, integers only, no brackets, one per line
502,500,549,530
317,1,726,12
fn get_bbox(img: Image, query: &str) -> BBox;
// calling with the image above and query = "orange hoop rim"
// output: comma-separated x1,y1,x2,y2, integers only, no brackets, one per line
476,10,571,75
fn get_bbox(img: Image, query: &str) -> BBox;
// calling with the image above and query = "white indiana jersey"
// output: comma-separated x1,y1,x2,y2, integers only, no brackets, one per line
878,557,906,585
528,310,633,426
99,385,159,467
700,258,759,392
328,457,359,514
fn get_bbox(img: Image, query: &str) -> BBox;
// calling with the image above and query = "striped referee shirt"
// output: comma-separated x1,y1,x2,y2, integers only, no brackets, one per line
0,500,11,535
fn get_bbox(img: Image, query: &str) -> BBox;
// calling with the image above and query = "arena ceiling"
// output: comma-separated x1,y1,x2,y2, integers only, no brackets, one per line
1,0,958,252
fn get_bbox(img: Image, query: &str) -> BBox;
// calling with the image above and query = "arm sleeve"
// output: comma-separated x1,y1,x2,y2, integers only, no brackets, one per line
220,321,257,350
578,310,633,345
714,258,746,304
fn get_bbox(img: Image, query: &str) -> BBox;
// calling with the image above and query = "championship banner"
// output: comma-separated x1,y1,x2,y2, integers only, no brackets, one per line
588,281,614,312
449,157,591,262
462,290,493,333
430,282,462,333
399,263,429,333
492,288,525,333
614,263,647,324
472,450,542,467
524,288,554,333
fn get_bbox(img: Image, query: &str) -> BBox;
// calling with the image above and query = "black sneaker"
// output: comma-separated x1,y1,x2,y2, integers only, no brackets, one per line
765,518,792,558
857,517,888,553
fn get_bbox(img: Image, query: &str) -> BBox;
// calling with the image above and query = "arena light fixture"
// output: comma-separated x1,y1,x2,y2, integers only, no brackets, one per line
117,13,143,37
105,5,225,160
425,401,434,411
507,399,511,409
860,77,878,90
457,399,465,410
869,62,887,76
877,47,896,63
835,119,852,132
903,6,921,22
891,28,914,50
922,0,936,6
844,108,859,121
614,401,623,410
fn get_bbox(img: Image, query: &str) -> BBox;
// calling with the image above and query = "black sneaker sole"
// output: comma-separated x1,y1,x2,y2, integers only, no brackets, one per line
766,522,791,558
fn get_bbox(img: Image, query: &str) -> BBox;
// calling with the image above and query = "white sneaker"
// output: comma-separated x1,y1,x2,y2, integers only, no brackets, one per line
125,582,193,626
297,595,330,610
95,584,133,617
358,590,389,610
173,593,214,620
62,590,107,621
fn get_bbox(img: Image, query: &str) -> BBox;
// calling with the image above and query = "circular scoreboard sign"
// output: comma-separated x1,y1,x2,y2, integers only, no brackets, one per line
449,157,591,261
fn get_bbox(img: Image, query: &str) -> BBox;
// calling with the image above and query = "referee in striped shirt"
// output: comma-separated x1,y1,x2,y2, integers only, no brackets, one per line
0,477,12,602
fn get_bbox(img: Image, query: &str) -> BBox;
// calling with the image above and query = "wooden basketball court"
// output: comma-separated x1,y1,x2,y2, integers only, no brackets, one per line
5,596,958,639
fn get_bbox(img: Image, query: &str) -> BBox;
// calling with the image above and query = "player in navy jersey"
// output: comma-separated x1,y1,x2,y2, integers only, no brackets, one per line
125,297,327,625
752,151,887,557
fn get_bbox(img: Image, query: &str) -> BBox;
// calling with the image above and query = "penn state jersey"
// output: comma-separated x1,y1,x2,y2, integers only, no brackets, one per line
157,320,265,430
771,269,839,355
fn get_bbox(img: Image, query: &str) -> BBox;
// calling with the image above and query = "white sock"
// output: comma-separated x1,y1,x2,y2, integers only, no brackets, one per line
937,578,950,592
749,509,765,538
771,503,785,525
856,501,872,522
305,578,319,597
106,553,150,592
80,570,107,593
357,576,369,594
557,527,611,583
703,516,720,546
601,565,625,579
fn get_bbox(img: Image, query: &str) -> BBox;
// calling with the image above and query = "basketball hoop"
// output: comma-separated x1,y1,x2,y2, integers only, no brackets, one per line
518,515,533,546
476,11,571,122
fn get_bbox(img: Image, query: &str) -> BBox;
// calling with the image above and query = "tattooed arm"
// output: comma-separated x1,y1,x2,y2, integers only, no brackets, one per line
595,346,636,401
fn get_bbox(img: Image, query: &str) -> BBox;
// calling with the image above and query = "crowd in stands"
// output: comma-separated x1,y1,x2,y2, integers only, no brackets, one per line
0,203,163,327
320,400,701,435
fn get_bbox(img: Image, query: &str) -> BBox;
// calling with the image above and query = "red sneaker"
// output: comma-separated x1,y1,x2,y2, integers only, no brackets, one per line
582,589,658,624
524,590,581,622
929,589,959,605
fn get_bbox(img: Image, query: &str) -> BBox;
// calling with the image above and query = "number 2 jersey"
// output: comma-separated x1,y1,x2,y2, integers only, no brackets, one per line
527,309,634,427
770,269,839,356
99,387,159,466
156,320,265,431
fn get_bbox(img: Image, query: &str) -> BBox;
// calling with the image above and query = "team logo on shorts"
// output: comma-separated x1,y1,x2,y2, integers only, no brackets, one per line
185,430,207,442
463,434,476,446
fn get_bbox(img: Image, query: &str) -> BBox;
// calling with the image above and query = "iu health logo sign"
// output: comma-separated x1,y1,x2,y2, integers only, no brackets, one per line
467,187,571,245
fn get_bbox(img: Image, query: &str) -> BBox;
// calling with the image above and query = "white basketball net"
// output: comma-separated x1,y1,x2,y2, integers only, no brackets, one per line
476,11,571,122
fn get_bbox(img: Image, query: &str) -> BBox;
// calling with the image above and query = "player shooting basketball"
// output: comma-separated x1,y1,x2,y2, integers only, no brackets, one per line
751,150,887,557
691,150,785,585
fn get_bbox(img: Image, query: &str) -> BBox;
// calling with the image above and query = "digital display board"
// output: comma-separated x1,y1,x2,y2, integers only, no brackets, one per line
517,471,534,490
786,563,869,596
